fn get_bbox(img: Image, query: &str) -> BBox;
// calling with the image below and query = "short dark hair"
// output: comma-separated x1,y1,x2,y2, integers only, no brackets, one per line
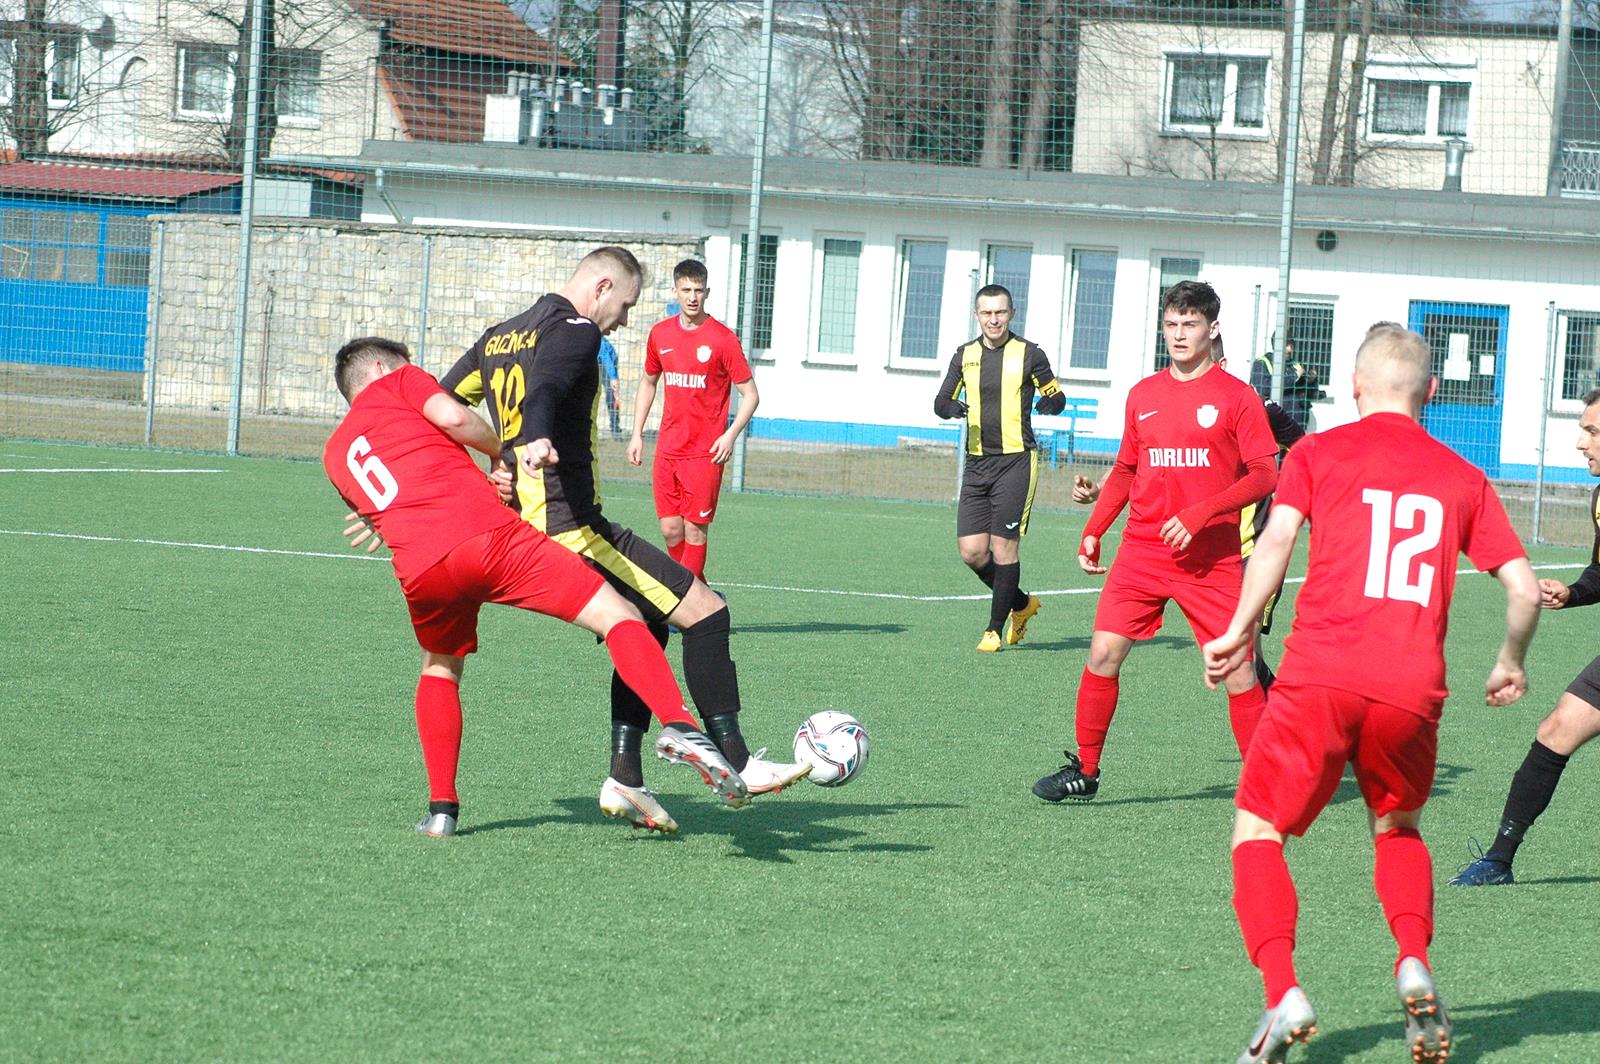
1162,280,1220,324
974,284,1013,308
334,336,411,400
1584,387,1600,409
673,258,709,285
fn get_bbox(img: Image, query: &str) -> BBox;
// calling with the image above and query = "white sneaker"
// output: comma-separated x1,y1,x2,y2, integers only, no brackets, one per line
654,725,751,807
1237,986,1316,1063
740,748,813,795
599,777,678,834
415,813,457,837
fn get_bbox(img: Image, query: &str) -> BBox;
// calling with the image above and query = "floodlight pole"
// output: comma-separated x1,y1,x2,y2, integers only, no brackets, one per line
226,0,268,454
731,0,775,493
1270,0,1307,407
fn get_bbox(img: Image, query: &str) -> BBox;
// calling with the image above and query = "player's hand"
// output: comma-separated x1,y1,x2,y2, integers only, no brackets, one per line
342,510,385,554
626,434,644,466
1072,474,1100,505
709,432,736,465
489,460,514,504
1538,579,1571,609
1078,535,1107,575
1484,661,1529,706
522,438,559,471
1160,515,1194,551
1202,628,1252,690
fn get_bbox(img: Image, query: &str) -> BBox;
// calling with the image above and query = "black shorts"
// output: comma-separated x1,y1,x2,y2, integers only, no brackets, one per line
547,519,695,624
1564,655,1600,708
958,451,1038,538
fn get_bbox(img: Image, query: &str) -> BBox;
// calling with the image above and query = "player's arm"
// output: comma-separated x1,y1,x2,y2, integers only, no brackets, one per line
710,376,759,465
1072,470,1109,505
1029,345,1067,416
1202,502,1306,687
627,370,661,467
1486,557,1541,706
522,322,599,465
932,349,967,419
422,392,501,460
1550,515,1600,608
1080,430,1138,573
1162,456,1278,551
1264,399,1306,450
438,333,488,407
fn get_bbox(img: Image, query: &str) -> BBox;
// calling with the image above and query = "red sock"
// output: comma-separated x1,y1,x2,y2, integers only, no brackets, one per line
1374,827,1433,972
1074,669,1119,777
606,619,696,728
667,541,687,563
1232,839,1300,1007
415,674,463,803
1228,684,1268,757
681,541,708,582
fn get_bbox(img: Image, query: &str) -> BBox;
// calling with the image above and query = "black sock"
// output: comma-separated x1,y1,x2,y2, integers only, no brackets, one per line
974,558,997,589
428,800,460,818
1254,655,1276,694
1485,740,1571,863
990,562,1021,633
609,721,646,787
681,608,750,769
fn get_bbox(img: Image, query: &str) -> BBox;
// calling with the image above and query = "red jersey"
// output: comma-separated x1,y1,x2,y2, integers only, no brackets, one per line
1273,412,1526,716
644,314,753,460
1109,364,1278,573
323,364,521,585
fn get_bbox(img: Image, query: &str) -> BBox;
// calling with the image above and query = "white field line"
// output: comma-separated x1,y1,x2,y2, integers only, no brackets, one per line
0,468,225,474
0,526,1586,602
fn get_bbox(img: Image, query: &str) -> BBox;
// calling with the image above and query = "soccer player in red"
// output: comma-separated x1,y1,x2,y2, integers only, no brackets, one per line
324,337,748,838
1202,324,1539,1063
1033,281,1278,802
626,258,758,583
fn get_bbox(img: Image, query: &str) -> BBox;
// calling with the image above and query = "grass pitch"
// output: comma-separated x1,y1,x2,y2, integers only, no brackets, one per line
2,438,1597,1062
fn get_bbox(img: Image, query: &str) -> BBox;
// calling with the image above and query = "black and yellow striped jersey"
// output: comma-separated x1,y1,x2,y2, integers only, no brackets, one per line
1565,483,1600,607
934,334,1063,456
440,293,605,535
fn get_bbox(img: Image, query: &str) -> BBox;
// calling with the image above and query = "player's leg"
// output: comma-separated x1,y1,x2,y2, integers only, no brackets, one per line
956,461,1006,651
415,651,467,837
1032,630,1136,801
1175,575,1267,757
677,458,724,583
989,452,1041,646
654,457,688,563
1454,663,1600,885
1229,684,1357,1060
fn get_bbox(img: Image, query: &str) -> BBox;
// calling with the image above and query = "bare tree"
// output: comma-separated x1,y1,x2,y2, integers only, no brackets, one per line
979,0,1020,167
1,0,131,156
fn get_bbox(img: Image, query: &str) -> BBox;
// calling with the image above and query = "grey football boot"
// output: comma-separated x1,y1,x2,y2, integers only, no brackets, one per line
415,812,457,837
1237,987,1317,1064
1397,958,1452,1062
655,723,751,807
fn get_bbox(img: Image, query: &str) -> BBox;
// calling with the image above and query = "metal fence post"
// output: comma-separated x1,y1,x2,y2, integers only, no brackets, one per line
226,0,268,454
1534,300,1559,544
417,233,434,369
731,0,775,494
1270,0,1308,406
144,219,166,447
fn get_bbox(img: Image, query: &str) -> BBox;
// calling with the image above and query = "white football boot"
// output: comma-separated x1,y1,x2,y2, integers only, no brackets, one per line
740,747,813,795
654,725,751,807
599,777,678,834
1397,958,1452,1063
415,813,457,838
1237,987,1317,1063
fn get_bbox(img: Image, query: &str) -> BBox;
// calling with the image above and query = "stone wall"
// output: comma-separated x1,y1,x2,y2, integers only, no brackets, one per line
147,217,702,419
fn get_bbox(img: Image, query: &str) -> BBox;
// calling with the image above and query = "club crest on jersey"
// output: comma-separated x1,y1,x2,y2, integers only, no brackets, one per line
696,345,713,363
1196,404,1219,428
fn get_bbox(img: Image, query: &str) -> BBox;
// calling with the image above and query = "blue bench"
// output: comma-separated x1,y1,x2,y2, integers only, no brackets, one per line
1037,396,1100,468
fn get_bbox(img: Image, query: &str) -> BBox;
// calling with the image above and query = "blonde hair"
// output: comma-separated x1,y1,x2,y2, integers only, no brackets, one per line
1354,323,1431,400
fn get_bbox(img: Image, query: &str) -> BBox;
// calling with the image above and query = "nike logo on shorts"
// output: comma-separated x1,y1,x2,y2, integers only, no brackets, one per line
699,508,714,517
1139,410,1159,420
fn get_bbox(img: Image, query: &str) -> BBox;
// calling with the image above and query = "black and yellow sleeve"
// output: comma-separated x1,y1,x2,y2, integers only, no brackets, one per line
1029,344,1066,415
439,332,487,407
933,347,967,419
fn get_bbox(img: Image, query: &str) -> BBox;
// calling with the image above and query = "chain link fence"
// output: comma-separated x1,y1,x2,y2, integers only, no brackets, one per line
2,0,1598,542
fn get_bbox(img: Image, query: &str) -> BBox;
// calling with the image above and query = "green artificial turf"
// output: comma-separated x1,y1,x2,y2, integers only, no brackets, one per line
1,439,1597,1062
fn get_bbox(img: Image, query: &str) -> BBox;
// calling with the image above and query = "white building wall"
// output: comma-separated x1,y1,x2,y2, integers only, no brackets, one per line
363,170,1600,476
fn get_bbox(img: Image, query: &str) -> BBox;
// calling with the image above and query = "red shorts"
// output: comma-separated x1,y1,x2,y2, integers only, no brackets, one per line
1235,681,1439,836
1093,551,1243,647
653,454,725,524
400,521,605,656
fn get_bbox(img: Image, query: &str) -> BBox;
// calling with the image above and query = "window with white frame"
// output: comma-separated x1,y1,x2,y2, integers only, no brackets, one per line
1065,249,1117,372
1557,311,1600,407
1366,61,1473,143
178,44,235,120
276,49,321,123
813,236,861,360
983,244,1032,335
1152,255,1200,370
895,239,947,364
48,36,80,105
1163,53,1268,136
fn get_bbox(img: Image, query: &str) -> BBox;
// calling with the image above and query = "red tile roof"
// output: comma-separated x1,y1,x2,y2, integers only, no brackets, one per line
378,54,515,142
0,162,241,201
351,0,563,64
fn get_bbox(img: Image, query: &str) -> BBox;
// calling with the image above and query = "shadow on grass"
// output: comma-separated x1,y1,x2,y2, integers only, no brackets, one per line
1323,760,1472,809
1014,634,1194,653
464,797,960,864
1306,989,1600,1061
736,621,909,636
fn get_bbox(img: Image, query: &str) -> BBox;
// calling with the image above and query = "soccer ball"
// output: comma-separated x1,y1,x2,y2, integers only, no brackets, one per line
793,711,869,787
